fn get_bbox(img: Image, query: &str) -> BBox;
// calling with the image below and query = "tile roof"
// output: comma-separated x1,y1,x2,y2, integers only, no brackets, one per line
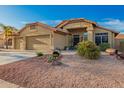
96,25,119,34
55,18,119,34
115,34,124,39
19,22,69,35
55,18,96,28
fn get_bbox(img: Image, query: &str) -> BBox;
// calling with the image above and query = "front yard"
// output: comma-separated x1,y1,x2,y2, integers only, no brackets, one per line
0,52,124,88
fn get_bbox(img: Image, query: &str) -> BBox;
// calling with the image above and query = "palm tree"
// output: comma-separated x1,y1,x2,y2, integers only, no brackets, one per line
0,23,13,49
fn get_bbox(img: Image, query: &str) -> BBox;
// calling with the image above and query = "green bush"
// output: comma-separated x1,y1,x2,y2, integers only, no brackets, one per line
36,52,43,57
77,41,100,59
48,56,55,63
99,43,110,51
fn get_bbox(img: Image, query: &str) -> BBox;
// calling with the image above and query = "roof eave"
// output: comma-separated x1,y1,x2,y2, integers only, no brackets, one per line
96,25,119,34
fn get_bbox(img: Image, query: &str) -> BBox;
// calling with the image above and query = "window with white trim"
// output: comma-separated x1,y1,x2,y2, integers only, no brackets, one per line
95,33,108,45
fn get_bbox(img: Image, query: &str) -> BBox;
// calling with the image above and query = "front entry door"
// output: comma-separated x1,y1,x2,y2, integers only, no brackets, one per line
73,35,80,46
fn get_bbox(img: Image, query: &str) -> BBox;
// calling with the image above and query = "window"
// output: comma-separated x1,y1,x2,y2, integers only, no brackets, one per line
81,32,88,41
30,25,36,30
83,32,88,41
95,33,108,45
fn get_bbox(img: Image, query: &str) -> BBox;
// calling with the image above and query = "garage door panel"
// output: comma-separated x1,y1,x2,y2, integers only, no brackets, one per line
26,35,50,50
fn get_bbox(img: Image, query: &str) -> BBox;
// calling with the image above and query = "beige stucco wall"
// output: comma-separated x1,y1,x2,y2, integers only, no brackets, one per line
14,37,20,49
115,39,124,52
53,33,67,49
0,39,4,48
0,33,4,48
19,25,52,37
94,28,116,48
115,39,120,50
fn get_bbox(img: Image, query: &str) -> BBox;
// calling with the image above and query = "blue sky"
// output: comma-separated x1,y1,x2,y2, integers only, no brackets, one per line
0,5,124,33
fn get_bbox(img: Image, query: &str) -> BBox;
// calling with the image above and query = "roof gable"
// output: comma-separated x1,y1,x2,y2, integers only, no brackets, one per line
19,22,69,35
56,18,119,35
56,18,96,28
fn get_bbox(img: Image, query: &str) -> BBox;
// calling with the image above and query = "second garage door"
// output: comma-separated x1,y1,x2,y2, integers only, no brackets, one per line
26,35,50,51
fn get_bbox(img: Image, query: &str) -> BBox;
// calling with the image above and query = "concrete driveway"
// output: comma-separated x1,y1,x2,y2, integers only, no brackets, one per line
0,51,36,87
0,51,36,65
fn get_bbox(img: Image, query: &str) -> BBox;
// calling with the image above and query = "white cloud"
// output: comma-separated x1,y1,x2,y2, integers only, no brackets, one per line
20,21,29,24
98,18,124,33
40,20,62,26
20,20,62,27
0,24,3,32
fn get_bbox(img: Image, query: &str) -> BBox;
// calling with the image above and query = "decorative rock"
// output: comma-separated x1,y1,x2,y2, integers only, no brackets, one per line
52,61,62,66
106,48,116,55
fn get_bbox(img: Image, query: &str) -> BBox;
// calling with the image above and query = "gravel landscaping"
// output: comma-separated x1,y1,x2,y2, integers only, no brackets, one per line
0,53,124,88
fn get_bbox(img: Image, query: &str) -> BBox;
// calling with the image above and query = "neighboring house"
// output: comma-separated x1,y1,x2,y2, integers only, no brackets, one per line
0,28,18,49
115,34,124,52
11,18,119,52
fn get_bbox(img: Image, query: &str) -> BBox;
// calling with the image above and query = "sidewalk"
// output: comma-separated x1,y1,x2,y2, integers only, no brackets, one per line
0,79,20,88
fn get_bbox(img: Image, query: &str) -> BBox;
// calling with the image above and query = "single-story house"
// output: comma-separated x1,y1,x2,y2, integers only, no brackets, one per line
0,28,18,49
115,34,124,52
10,18,119,52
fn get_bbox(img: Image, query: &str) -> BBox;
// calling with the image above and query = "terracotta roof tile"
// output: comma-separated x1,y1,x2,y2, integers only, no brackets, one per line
55,18,119,35
96,25,119,34
55,18,96,28
115,34,124,39
19,22,69,35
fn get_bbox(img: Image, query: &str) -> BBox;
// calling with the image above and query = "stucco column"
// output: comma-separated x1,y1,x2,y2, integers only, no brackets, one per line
87,30,94,42
86,25,94,42
50,33,55,50
23,37,26,50
50,33,54,50
113,33,115,48
108,32,112,48
12,37,15,49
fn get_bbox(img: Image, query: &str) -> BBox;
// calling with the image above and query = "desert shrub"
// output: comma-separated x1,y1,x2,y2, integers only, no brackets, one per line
99,43,110,51
36,52,43,57
77,41,100,59
48,56,56,63
77,42,86,56
48,50,60,63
